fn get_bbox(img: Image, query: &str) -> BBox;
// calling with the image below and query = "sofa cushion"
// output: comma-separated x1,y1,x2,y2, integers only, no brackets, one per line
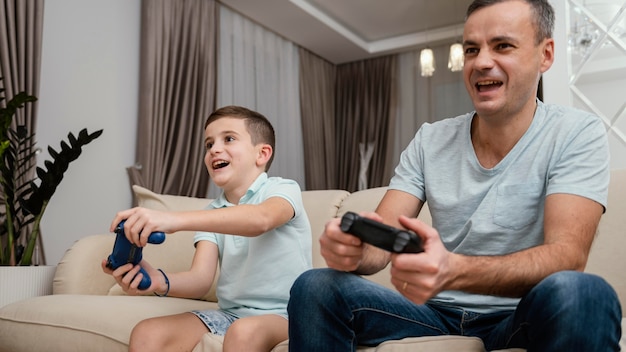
0,294,216,352
274,336,486,351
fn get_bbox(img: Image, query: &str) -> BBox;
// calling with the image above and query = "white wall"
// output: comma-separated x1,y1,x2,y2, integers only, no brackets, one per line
37,0,140,264
543,0,572,106
544,0,626,170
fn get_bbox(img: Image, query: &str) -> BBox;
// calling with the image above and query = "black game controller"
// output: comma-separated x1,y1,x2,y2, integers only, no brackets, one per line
340,212,424,253
106,220,166,290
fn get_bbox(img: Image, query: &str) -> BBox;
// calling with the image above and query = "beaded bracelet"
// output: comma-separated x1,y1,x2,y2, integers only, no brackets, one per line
154,268,170,297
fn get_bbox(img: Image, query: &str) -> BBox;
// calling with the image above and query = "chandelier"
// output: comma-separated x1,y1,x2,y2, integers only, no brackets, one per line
420,48,435,77
419,43,465,77
448,43,464,72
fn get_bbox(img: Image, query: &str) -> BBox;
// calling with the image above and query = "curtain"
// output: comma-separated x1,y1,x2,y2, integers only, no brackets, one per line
393,43,473,170
0,0,44,158
0,0,45,264
298,48,337,190
335,55,397,192
214,5,304,197
135,0,217,197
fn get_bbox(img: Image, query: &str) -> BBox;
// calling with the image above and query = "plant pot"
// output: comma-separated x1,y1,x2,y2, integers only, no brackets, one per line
0,265,57,308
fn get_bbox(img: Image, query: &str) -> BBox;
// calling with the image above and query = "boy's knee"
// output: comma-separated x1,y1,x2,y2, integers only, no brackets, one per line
226,318,257,341
129,318,166,351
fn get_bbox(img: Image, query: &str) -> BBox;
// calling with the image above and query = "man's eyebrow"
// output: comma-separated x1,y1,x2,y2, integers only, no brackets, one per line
489,35,517,44
463,39,478,47
463,36,517,47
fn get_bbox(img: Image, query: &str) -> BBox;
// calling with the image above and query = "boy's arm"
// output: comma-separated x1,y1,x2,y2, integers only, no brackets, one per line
157,240,219,298
113,196,295,245
179,196,295,237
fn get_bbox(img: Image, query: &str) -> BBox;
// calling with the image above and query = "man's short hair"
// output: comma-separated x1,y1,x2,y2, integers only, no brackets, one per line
466,0,555,44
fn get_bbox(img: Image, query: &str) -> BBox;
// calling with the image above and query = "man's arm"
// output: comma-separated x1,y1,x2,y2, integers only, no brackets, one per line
391,193,603,303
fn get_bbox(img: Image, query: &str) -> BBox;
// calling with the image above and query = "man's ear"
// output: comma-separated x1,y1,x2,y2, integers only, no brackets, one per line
539,38,555,74
256,144,273,167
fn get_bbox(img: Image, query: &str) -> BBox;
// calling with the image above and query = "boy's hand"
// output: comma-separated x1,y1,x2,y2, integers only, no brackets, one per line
110,207,175,247
100,259,164,295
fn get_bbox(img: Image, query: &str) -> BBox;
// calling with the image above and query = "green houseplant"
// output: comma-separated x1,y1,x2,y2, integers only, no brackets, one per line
0,79,103,266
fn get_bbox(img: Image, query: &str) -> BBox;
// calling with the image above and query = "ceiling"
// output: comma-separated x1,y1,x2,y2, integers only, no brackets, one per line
218,0,473,64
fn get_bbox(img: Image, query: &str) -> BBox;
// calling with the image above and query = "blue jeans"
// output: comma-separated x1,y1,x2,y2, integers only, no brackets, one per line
287,269,622,351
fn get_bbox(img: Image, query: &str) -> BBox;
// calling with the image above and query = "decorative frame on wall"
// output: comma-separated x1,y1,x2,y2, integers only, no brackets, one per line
567,0,626,169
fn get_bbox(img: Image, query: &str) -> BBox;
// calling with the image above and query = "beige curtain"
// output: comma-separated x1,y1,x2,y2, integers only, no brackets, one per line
335,56,397,192
0,0,45,263
298,48,338,190
135,0,217,197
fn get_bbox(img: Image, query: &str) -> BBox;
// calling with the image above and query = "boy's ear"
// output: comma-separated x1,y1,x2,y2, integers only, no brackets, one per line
256,143,273,166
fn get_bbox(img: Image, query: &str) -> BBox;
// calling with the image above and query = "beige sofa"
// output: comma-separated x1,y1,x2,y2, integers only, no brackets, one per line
1,169,624,351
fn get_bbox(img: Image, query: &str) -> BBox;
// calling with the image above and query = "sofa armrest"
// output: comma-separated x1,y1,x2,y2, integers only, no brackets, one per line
53,234,117,295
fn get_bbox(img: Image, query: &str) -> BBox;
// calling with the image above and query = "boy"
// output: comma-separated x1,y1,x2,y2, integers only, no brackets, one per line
102,105,312,352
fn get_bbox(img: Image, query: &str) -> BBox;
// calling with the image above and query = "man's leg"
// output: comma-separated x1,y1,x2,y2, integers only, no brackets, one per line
484,271,622,351
287,268,455,352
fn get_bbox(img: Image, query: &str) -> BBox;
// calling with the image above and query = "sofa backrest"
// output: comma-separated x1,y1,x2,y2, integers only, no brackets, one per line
301,190,350,268
585,168,626,313
91,172,625,312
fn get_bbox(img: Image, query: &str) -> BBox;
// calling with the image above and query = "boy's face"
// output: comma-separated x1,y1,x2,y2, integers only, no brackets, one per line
204,117,269,192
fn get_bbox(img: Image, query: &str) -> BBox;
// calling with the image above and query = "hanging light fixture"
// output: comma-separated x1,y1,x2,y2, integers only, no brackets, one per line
420,48,435,77
448,43,464,72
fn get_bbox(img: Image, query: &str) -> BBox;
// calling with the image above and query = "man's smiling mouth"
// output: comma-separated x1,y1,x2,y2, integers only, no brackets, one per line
476,80,503,92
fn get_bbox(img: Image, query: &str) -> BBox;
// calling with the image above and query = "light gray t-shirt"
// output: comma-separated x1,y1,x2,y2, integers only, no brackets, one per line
389,101,610,313
194,173,312,318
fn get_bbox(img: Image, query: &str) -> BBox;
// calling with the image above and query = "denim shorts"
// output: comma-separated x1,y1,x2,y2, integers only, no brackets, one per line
191,309,239,336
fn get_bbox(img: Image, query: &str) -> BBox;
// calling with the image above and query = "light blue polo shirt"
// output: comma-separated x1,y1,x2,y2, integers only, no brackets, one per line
389,101,610,313
194,173,312,318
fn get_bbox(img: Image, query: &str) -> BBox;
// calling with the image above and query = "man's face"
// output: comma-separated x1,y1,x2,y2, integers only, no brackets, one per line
462,0,553,120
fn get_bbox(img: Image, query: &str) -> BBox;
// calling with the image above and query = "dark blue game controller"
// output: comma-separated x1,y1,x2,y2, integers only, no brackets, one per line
106,220,166,290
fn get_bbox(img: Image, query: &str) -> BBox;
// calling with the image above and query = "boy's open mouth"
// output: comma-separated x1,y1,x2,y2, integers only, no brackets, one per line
212,160,230,169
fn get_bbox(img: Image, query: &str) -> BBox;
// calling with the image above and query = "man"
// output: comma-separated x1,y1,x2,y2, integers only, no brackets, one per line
287,0,622,351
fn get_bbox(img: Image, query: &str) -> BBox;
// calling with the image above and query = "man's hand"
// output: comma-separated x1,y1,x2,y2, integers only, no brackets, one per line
319,216,365,272
389,215,455,305
320,212,392,274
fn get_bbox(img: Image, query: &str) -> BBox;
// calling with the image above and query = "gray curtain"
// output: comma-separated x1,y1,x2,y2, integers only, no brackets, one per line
298,48,337,190
0,0,45,263
335,56,397,192
135,0,217,197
